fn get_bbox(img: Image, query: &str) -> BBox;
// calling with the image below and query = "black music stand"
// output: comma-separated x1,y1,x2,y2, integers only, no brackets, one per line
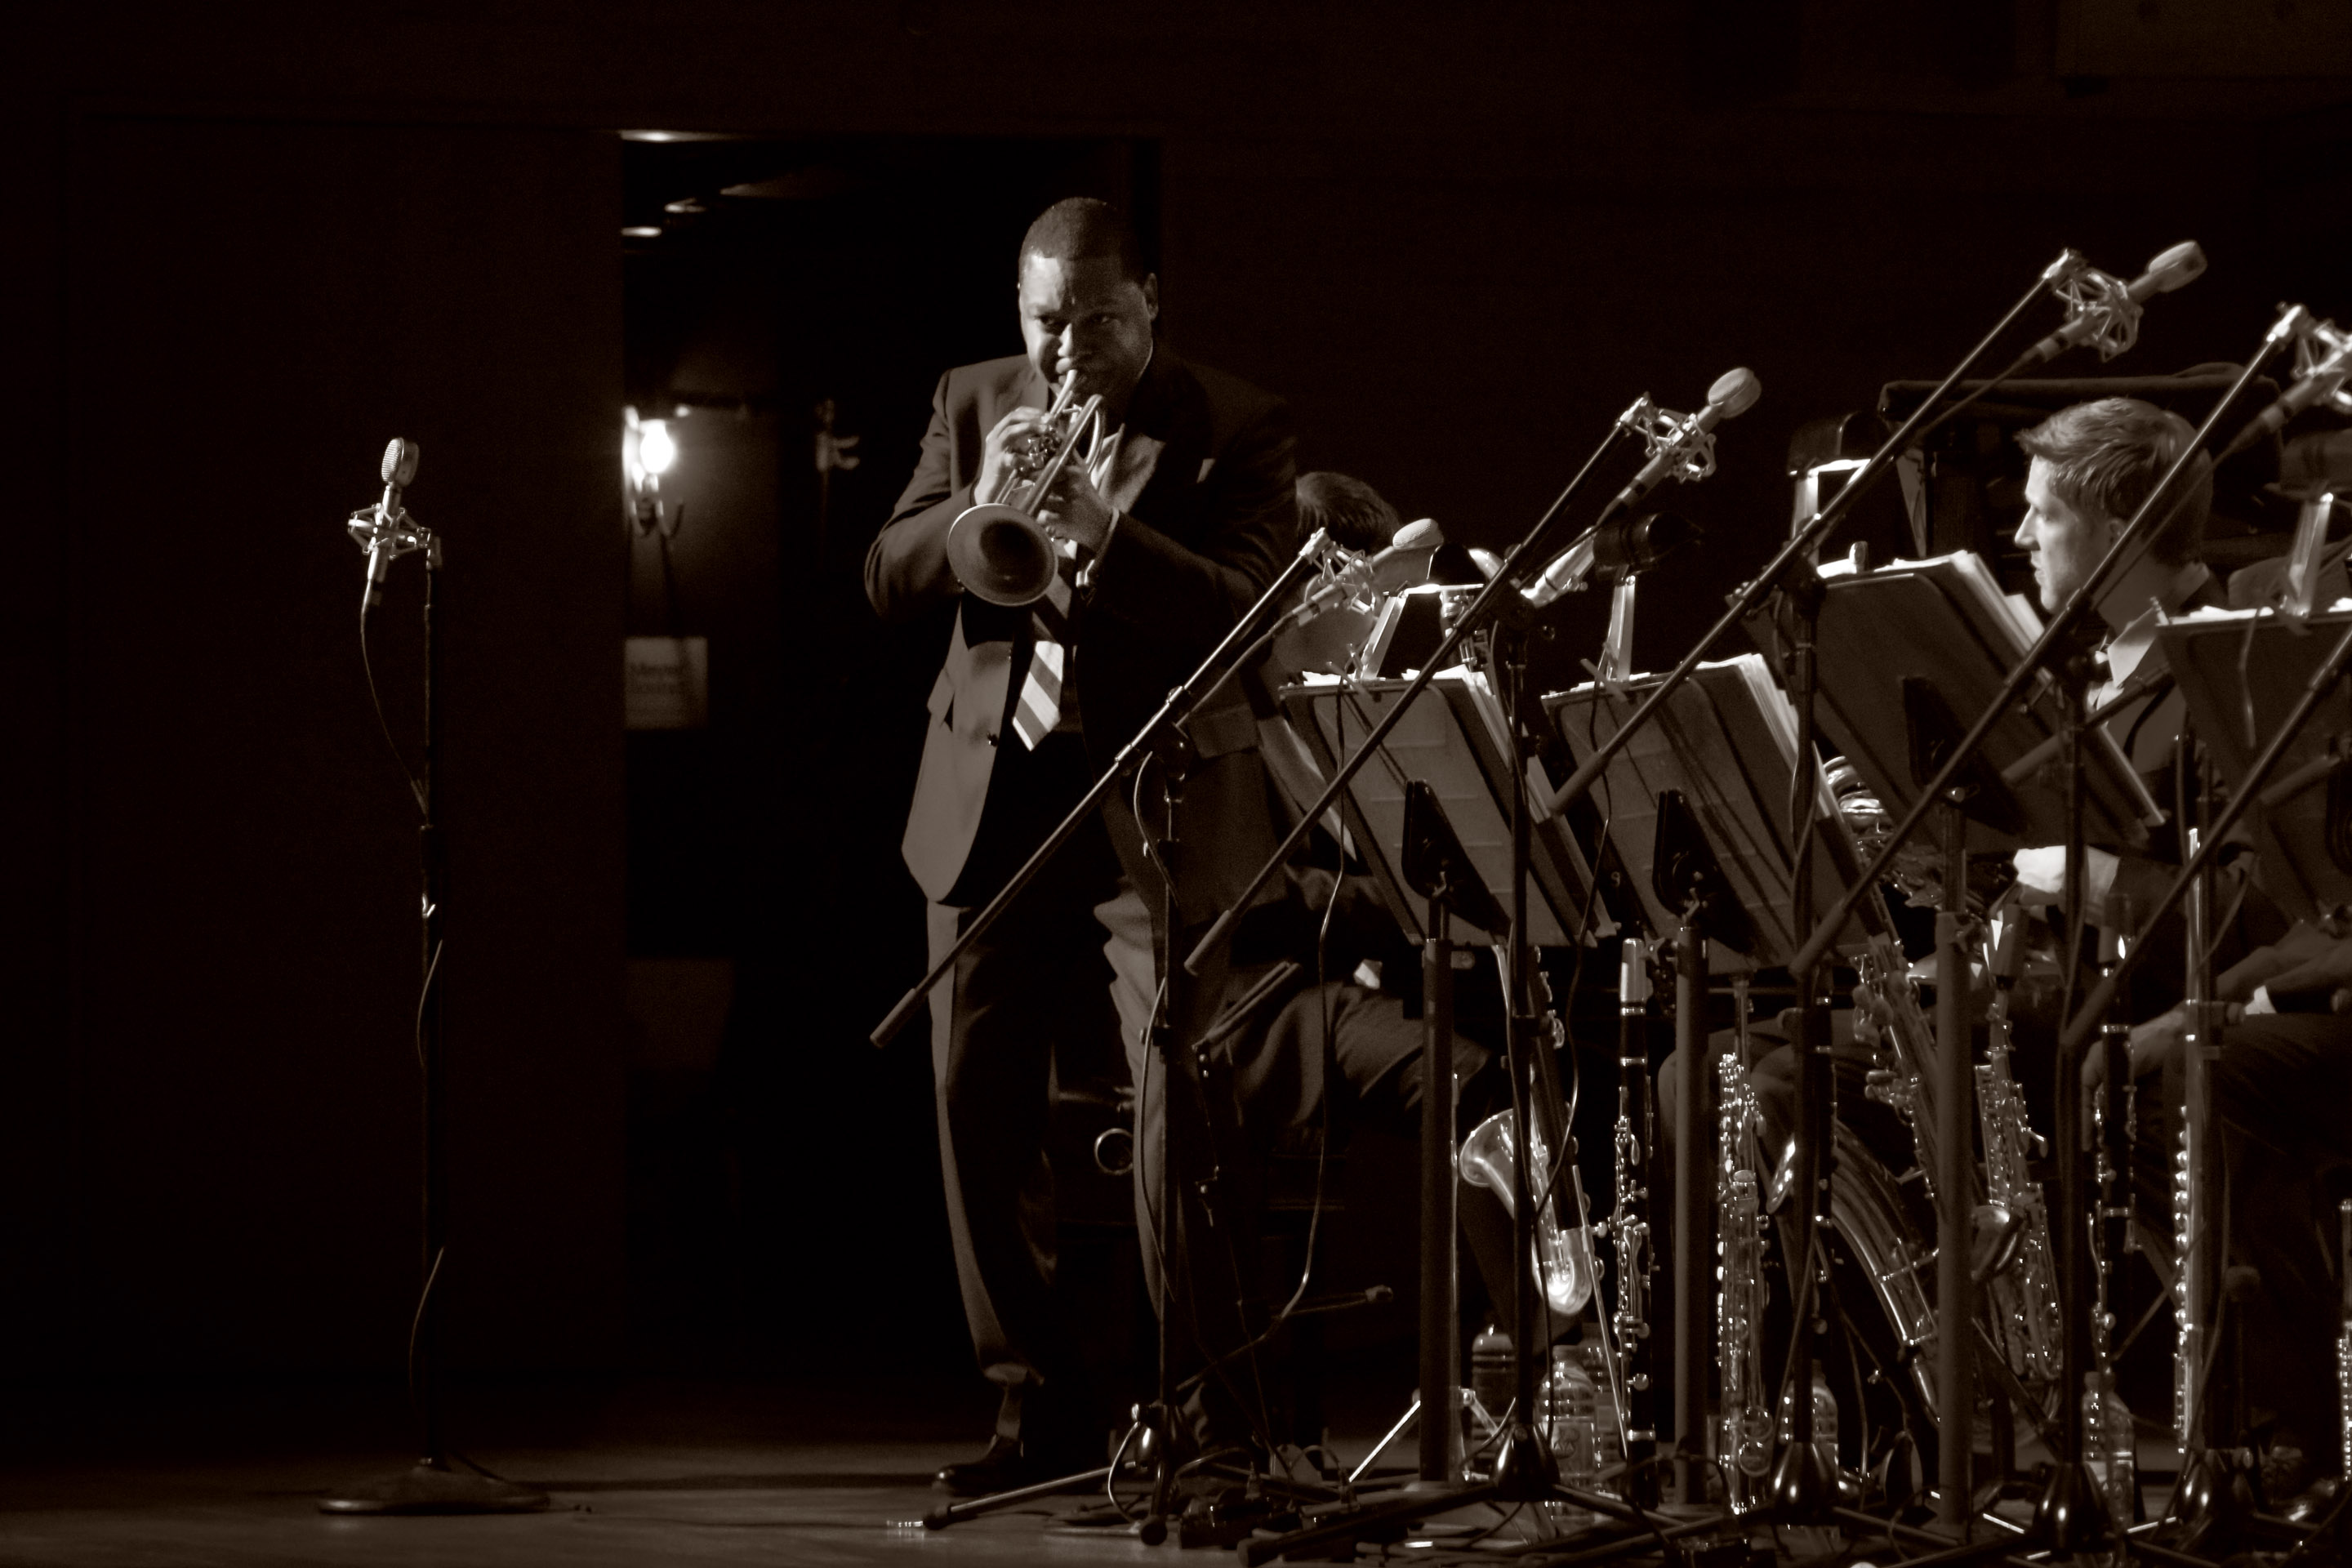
1233,666,1637,1565
1548,653,1876,1504
1401,781,1508,1486
1782,550,2163,1528
1273,687,1601,1471
1279,673,1610,951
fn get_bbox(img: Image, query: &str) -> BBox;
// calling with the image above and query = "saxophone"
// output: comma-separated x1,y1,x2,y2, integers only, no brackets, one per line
1854,932,1940,1203
1976,921,2065,1395
1716,1034,1773,1508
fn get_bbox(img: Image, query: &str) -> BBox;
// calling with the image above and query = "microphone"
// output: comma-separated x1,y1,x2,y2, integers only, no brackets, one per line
2025,241,2205,364
2221,314,2352,460
1608,367,1761,512
1524,372,1757,608
356,438,422,617
1593,510,1695,572
1365,517,1445,592
1294,518,1446,618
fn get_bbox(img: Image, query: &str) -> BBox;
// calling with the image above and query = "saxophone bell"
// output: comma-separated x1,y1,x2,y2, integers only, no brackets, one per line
1460,1109,1597,1319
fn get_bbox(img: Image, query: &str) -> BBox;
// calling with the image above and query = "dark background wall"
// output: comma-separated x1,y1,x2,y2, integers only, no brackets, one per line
2,2,2347,1391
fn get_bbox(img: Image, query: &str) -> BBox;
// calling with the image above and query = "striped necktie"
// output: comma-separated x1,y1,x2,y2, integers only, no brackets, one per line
1009,408,1112,750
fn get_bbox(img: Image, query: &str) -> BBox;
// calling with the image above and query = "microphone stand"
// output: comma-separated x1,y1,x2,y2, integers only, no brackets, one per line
1787,309,2296,1563
1180,418,1635,978
1539,253,2085,834
904,529,1337,1539
1785,305,2307,982
321,487,546,1517
871,532,1331,1053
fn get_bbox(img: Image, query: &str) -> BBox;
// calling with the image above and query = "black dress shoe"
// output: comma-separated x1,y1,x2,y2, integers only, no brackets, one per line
935,1437,1032,1496
934,1435,1102,1496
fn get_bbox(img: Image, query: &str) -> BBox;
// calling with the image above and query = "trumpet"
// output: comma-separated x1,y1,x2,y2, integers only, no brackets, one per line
945,372,1106,607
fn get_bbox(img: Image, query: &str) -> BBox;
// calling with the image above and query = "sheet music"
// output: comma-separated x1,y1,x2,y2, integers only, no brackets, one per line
1797,550,2163,850
1546,654,1869,970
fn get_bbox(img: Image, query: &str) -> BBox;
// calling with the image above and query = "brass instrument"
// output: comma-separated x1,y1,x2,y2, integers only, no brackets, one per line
1977,923,2065,1395
1716,1013,1772,1508
1462,971,1601,1329
1839,762,2071,1435
1462,1108,1597,1323
1855,934,1940,1203
1828,1124,1940,1417
1829,757,1948,911
944,372,1107,607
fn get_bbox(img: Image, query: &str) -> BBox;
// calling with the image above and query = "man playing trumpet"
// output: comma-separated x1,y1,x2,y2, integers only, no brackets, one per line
866,197,1297,1493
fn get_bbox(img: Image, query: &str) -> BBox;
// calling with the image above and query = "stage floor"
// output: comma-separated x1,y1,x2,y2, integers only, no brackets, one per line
0,1375,2198,1566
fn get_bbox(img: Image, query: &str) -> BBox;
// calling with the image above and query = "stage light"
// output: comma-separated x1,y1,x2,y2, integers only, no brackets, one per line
624,408,685,539
621,225,661,238
638,420,677,477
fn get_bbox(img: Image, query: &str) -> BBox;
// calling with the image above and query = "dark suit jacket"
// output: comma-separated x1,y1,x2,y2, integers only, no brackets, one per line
866,346,1299,918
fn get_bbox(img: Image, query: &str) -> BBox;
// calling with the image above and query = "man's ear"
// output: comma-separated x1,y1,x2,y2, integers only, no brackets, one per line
1140,273,1160,323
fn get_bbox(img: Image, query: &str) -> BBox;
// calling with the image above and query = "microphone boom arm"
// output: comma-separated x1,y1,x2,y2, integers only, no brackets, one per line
1181,399,1655,976
1784,306,2305,982
870,528,1334,1048
1541,252,2078,826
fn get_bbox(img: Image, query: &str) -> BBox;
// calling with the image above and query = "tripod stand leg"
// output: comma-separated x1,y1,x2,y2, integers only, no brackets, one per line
920,1464,1119,1529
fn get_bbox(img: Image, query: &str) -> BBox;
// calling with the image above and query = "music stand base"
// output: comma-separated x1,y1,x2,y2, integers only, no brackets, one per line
317,1459,549,1515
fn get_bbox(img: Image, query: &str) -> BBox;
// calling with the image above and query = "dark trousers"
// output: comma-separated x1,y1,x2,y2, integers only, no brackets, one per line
924,736,1128,1454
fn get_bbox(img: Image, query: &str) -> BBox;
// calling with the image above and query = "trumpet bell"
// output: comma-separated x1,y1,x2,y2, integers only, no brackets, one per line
947,502,1058,607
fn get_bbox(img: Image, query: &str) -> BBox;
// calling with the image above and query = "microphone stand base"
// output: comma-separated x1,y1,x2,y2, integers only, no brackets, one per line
317,1459,549,1516
1490,1425,1561,1503
2030,1459,2109,1555
2167,1445,2261,1557
1769,1439,1839,1524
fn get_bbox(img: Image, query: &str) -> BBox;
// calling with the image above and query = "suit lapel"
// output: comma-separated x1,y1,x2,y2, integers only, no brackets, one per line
1107,348,1179,518
1107,428,1164,515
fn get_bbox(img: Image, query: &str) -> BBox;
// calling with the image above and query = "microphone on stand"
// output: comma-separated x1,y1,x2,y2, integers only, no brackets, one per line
1524,369,1757,607
2221,314,2352,459
1609,366,1762,510
354,438,422,617
1361,516,1446,594
1291,517,1446,619
2023,241,2206,365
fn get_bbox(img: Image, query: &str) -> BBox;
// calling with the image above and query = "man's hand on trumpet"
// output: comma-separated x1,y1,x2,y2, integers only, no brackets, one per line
1034,462,1116,557
973,406,1055,508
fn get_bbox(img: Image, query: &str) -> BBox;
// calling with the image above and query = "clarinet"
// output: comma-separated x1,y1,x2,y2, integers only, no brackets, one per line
1610,940,1659,1495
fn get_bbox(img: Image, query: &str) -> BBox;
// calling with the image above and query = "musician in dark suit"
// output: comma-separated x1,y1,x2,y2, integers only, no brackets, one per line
866,198,1296,1493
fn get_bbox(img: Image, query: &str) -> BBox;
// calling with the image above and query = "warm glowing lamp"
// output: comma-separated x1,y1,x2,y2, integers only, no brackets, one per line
638,419,678,478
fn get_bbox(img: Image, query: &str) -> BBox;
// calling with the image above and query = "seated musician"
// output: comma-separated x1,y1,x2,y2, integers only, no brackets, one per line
1964,394,2340,1500
2006,396,2227,937
1653,397,2243,1455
